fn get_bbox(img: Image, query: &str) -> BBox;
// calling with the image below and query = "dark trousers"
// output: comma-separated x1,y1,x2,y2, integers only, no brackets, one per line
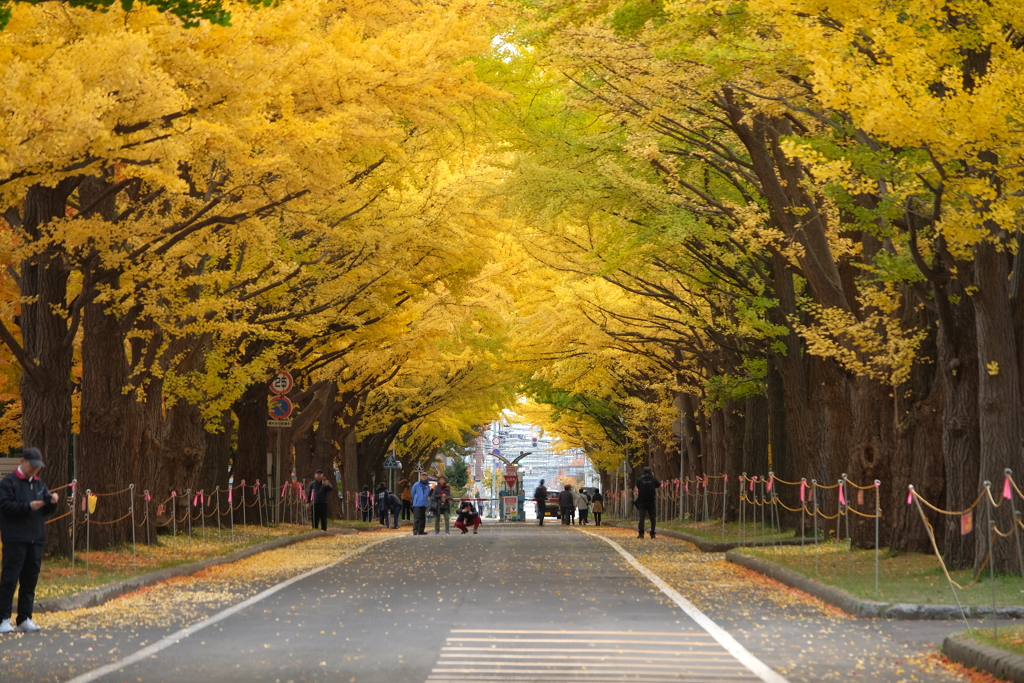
536,502,546,524
560,506,573,525
390,504,402,529
360,507,372,522
412,506,427,534
401,500,412,520
638,504,656,536
0,541,43,623
311,503,328,531
579,507,589,524
594,512,602,525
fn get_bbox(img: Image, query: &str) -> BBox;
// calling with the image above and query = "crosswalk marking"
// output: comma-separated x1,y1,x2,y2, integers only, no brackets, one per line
425,630,760,682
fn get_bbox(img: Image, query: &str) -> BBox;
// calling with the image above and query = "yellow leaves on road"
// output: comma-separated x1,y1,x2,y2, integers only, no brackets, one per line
34,533,383,632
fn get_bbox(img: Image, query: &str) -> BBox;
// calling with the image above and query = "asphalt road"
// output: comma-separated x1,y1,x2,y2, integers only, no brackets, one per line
0,524,978,683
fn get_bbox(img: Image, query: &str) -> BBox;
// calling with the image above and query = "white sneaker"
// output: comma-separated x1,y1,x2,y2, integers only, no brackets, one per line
17,618,40,632
0,619,13,634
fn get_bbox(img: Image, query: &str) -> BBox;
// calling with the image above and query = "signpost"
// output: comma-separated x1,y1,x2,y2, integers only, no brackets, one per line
383,451,402,492
268,370,293,523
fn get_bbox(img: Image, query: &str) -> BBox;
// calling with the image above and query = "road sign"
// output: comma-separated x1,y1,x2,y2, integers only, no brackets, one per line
268,396,293,420
383,454,402,469
491,449,501,455
491,437,500,445
269,371,294,395
505,465,517,474
503,496,518,521
503,474,518,489
267,419,293,427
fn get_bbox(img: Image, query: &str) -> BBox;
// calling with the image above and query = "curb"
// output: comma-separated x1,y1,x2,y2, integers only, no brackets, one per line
36,528,359,613
603,521,807,553
725,550,1024,620
943,631,1024,683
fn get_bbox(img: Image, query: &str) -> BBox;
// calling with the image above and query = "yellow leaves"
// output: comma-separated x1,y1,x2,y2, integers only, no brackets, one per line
986,361,999,376
794,282,927,387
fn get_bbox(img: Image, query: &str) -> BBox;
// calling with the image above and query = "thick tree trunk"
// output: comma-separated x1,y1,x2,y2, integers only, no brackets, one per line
233,382,271,499
972,240,1023,572
935,285,981,569
77,299,135,548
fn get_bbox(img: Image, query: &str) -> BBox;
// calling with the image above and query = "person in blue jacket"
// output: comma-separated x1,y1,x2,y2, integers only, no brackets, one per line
410,471,432,535
0,448,59,634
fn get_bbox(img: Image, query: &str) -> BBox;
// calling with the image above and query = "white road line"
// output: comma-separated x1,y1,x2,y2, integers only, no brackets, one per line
580,530,789,683
451,629,715,636
64,536,393,683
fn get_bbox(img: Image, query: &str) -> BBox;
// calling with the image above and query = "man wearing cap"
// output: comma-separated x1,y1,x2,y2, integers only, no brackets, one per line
0,447,59,634
306,469,333,532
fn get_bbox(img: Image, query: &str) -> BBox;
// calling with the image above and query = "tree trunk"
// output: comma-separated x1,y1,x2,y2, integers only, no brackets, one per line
972,240,1023,572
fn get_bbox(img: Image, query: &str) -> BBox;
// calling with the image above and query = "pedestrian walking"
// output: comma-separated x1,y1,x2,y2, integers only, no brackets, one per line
0,448,59,634
306,469,333,531
557,484,575,526
575,487,591,525
375,483,390,526
430,476,452,534
388,490,402,529
635,467,661,539
358,485,373,522
533,479,548,526
454,501,481,534
591,489,604,526
398,478,412,521
410,471,431,535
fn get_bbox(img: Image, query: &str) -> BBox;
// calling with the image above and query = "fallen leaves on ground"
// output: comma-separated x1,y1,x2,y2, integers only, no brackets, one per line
33,532,386,631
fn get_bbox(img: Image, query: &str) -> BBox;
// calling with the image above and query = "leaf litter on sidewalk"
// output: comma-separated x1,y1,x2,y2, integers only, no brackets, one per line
584,525,984,682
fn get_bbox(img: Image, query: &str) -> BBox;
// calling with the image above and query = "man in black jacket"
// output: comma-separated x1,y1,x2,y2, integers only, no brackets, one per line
0,448,59,634
533,480,548,526
635,467,660,539
306,470,333,531
557,484,575,526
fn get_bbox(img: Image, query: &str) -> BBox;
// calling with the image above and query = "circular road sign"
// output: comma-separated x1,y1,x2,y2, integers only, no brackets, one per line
491,437,500,445
491,449,501,455
268,396,294,420
270,371,294,395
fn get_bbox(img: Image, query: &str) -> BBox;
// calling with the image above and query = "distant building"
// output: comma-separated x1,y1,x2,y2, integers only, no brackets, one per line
475,419,596,496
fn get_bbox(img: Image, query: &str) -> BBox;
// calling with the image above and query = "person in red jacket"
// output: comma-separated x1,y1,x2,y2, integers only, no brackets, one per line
0,448,59,634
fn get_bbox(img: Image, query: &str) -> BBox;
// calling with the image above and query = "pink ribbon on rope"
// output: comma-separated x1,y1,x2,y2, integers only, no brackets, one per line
838,483,846,506
766,475,773,492
799,480,806,503
1004,477,1013,500
281,483,288,498
907,487,914,505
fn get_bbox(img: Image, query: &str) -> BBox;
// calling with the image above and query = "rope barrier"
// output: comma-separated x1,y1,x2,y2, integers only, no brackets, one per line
87,511,133,525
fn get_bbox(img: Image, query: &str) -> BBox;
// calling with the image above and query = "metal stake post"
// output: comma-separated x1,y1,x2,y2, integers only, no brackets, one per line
874,480,881,599
129,484,137,572
186,488,193,557
843,475,851,582
985,481,996,640
812,480,819,576
71,480,77,578
241,483,247,541
85,488,91,575
740,474,746,546
171,492,177,558
836,480,843,573
215,486,222,535
722,476,727,542
801,478,806,568
1005,470,1024,592
200,490,206,534
143,489,150,549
